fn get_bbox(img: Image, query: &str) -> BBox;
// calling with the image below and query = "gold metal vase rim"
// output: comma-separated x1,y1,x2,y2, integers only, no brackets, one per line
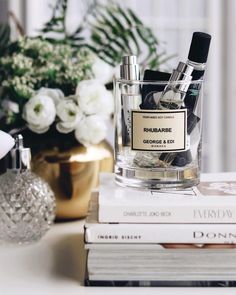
35,141,113,163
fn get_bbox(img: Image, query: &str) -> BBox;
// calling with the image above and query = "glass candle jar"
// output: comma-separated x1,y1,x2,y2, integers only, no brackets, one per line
114,79,203,189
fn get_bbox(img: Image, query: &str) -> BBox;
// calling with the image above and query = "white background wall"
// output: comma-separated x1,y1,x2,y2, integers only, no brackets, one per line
4,0,236,173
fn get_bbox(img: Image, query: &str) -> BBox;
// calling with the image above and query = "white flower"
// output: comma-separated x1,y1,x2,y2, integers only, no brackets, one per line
74,115,107,146
76,79,114,118
23,94,56,134
37,87,64,105
92,57,114,84
56,97,82,134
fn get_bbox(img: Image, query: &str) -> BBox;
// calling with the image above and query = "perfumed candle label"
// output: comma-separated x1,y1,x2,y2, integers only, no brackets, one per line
131,109,187,152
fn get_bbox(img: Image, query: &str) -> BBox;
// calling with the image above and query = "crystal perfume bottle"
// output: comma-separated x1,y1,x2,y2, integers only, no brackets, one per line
0,135,55,244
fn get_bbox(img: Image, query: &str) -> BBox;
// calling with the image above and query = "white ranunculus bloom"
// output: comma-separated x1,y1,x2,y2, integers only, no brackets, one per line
92,57,114,84
56,98,82,134
76,79,114,118
23,94,56,134
74,115,107,146
37,87,64,105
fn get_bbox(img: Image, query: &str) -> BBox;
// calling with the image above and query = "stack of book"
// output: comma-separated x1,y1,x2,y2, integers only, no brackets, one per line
84,173,236,287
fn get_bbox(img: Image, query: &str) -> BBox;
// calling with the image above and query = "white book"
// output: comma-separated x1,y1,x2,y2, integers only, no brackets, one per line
85,194,236,244
98,172,236,224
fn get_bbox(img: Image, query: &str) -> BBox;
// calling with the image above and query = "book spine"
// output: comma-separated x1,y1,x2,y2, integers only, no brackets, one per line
99,204,236,224
85,223,236,244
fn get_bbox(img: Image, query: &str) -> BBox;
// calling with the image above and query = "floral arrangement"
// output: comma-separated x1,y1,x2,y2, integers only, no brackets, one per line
0,37,113,147
0,0,170,151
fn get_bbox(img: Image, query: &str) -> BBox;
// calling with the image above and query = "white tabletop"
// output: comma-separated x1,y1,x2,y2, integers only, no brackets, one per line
0,219,235,295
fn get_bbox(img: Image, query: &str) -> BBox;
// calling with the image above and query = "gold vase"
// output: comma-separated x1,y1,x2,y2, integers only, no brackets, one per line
31,140,113,219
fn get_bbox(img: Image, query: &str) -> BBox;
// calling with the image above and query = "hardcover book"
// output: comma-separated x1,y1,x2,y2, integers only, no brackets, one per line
98,172,236,223
85,245,236,282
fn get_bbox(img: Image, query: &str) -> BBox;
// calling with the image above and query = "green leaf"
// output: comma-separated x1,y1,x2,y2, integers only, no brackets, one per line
90,8,133,54
0,23,10,56
74,26,83,35
92,26,128,52
106,6,141,55
127,8,143,26
116,5,132,27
